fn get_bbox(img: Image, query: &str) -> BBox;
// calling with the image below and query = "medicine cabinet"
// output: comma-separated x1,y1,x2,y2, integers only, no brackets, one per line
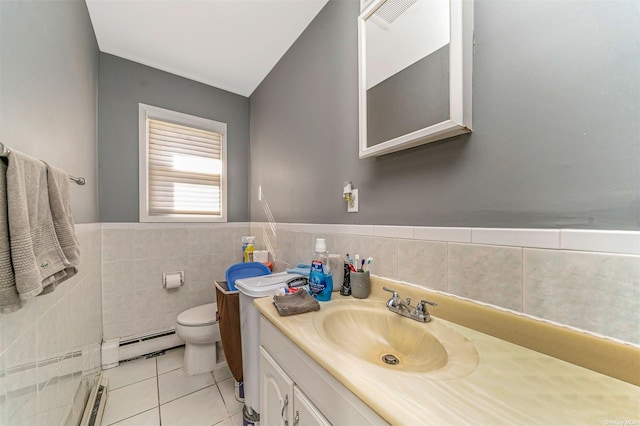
358,0,474,158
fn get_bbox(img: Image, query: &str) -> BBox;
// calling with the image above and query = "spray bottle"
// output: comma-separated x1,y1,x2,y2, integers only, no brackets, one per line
242,236,255,262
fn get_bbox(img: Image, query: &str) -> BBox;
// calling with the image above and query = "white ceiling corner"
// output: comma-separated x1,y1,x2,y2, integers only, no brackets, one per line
85,0,329,97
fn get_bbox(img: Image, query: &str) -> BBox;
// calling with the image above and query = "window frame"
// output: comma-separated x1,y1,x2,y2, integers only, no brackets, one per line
139,103,228,223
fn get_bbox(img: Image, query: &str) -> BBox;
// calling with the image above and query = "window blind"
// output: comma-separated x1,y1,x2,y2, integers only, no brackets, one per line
147,118,223,216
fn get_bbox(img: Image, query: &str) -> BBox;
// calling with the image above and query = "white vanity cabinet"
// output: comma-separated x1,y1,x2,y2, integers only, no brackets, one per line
293,387,331,426
260,346,293,426
260,347,330,426
259,316,387,426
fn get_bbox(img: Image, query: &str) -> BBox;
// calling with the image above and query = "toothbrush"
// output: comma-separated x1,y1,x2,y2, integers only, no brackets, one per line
346,254,356,272
364,257,373,272
355,254,360,271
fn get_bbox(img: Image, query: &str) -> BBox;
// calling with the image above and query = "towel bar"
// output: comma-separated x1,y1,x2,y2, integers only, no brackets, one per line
0,142,86,185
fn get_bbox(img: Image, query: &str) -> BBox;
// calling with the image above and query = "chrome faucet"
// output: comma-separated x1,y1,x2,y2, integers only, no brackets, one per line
383,287,437,323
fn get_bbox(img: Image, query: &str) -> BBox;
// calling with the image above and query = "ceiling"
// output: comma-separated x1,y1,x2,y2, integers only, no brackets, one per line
85,0,329,97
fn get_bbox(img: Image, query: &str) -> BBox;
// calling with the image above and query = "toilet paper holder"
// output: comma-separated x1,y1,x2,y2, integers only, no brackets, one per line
163,271,185,289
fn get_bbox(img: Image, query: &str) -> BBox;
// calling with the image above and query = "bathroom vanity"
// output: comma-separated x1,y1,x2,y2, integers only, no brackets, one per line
256,278,640,425
259,319,384,425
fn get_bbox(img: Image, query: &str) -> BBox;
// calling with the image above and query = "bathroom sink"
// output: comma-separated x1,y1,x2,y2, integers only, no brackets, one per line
314,301,479,379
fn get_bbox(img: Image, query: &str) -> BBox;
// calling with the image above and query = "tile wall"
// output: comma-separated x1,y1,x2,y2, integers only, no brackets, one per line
1,217,634,425
251,223,640,345
101,223,250,341
0,224,103,426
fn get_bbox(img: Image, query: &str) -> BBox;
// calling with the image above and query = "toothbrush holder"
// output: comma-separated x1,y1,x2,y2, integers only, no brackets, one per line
350,271,370,299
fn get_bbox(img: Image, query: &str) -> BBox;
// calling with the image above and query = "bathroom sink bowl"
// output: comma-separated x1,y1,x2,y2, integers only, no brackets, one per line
314,302,479,379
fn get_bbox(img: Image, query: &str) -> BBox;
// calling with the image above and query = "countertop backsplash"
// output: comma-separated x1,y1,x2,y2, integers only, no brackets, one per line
251,222,640,346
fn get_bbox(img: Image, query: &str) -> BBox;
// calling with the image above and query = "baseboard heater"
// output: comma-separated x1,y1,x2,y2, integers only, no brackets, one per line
102,328,184,368
80,372,109,426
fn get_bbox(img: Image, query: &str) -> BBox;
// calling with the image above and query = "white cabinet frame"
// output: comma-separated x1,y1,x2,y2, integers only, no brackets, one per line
358,0,474,158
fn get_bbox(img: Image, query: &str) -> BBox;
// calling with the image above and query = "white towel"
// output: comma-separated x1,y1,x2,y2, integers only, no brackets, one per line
5,150,76,303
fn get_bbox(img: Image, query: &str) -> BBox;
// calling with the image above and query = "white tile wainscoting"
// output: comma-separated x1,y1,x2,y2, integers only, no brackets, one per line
251,223,640,345
0,224,103,426
3,220,636,425
100,223,250,341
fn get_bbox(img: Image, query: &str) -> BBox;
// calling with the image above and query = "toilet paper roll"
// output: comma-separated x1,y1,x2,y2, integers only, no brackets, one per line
164,271,183,289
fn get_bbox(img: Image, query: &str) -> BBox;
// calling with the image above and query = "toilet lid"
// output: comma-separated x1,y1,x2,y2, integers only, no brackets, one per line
177,303,217,326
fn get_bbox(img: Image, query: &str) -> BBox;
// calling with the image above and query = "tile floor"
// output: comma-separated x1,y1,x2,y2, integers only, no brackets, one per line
102,347,243,426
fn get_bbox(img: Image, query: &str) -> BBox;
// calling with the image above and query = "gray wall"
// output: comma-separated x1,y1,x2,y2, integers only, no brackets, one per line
98,53,250,222
249,0,640,230
0,0,99,224
0,3,103,426
367,45,450,146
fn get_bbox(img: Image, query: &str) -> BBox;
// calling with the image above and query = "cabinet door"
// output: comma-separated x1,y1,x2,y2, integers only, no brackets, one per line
260,347,294,426
292,386,331,426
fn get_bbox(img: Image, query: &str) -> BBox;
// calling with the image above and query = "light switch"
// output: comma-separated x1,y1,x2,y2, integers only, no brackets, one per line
348,189,359,213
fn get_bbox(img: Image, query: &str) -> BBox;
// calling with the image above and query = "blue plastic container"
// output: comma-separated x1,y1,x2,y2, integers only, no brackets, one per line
225,262,271,291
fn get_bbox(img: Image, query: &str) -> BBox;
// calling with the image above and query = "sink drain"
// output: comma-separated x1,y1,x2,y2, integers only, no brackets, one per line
381,354,400,365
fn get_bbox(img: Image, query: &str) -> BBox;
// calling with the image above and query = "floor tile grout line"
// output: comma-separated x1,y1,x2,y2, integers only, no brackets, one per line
108,374,158,392
108,407,159,426
106,357,160,391
216,381,243,419
215,382,229,417
104,375,160,425
157,365,182,377
158,380,239,424
159,383,219,407
105,349,237,426
156,358,162,426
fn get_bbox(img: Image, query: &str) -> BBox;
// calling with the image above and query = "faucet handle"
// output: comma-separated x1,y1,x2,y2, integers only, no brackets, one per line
382,287,398,298
416,299,438,317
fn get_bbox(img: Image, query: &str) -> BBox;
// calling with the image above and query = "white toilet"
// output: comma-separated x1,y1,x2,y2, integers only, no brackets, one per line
176,303,221,375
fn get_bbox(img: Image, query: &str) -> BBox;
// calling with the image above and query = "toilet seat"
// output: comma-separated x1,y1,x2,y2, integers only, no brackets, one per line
177,303,217,327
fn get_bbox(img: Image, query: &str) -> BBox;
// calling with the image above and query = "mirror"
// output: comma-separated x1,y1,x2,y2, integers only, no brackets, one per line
358,0,473,158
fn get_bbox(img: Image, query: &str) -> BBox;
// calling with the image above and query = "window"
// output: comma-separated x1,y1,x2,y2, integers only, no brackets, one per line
139,104,227,222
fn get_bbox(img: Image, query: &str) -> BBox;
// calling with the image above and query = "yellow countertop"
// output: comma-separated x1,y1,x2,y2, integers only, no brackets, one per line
255,281,640,425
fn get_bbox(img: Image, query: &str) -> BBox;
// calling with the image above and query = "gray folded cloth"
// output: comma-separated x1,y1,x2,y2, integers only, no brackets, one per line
272,291,320,317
